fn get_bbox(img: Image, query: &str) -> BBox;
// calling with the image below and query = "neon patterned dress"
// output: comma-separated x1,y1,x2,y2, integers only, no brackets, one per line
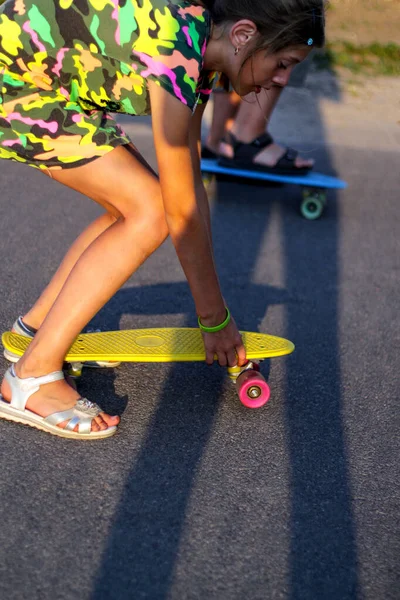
0,0,215,170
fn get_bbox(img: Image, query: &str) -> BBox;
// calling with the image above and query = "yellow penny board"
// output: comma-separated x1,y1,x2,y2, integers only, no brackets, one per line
2,328,294,363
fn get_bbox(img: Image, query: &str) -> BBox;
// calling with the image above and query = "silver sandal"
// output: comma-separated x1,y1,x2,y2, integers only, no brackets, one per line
4,317,121,370
0,365,117,440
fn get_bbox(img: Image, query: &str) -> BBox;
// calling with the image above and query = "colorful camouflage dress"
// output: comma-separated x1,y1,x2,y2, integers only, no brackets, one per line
0,0,214,170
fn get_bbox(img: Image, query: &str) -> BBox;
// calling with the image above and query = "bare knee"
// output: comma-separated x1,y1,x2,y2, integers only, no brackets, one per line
102,212,119,226
123,205,168,250
136,210,168,247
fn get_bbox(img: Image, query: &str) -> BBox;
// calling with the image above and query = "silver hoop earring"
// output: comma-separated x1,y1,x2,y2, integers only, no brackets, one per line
234,47,239,56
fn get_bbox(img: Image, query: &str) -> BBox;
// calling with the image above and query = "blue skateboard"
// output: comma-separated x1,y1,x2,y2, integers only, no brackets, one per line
201,158,347,220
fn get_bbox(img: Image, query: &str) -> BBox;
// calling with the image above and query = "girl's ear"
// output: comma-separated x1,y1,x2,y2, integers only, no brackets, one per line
229,19,258,53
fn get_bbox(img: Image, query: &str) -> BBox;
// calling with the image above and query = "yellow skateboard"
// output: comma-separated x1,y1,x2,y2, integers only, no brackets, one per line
2,328,294,409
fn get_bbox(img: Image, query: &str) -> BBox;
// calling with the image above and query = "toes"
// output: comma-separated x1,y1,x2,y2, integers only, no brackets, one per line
71,419,103,433
296,157,314,168
56,414,117,433
58,419,100,432
59,419,103,433
100,412,120,426
94,416,108,431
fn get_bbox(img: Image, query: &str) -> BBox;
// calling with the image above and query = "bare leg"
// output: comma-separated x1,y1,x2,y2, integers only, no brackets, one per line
22,145,157,331
1,144,168,432
23,212,117,330
232,87,283,141
204,91,241,153
220,87,314,169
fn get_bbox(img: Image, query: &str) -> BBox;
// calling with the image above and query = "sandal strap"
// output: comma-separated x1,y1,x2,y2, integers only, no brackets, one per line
44,397,102,434
45,410,93,434
45,408,77,427
225,131,274,162
275,147,299,169
6,365,64,410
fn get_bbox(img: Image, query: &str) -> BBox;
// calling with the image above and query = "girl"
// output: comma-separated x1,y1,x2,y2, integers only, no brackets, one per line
0,0,325,439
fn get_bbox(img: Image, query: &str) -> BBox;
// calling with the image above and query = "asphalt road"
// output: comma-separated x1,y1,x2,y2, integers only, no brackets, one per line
0,98,399,599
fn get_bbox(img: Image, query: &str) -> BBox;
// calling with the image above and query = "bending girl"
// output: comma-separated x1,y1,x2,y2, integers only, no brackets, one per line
0,0,325,439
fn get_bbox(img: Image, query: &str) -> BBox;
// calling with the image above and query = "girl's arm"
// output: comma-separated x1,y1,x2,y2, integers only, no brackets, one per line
149,81,246,367
188,102,212,237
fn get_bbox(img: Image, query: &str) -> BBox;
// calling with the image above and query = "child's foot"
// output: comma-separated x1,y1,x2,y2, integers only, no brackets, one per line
0,369,119,433
220,139,314,169
219,131,314,173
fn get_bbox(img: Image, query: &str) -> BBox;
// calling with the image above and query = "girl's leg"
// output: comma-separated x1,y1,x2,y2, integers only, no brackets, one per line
22,212,118,330
1,144,168,433
22,145,157,331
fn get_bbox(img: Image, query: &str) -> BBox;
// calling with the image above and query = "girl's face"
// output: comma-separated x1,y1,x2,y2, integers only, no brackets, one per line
233,46,312,96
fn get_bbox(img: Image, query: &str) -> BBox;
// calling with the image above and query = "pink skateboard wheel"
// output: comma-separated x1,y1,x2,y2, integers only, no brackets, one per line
236,370,270,408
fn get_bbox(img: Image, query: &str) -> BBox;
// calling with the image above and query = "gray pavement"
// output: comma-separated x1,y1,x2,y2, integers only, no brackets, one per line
0,71,399,600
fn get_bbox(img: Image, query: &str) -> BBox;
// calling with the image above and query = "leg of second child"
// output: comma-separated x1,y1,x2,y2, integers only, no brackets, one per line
204,87,314,170
203,91,241,157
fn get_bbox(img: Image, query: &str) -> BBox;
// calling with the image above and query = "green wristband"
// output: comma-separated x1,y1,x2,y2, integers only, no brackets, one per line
198,307,231,333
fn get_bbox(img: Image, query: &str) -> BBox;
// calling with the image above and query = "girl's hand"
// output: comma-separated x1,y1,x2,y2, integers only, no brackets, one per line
201,316,247,367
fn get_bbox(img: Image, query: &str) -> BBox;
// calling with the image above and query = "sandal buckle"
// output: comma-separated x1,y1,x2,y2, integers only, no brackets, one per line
76,398,102,417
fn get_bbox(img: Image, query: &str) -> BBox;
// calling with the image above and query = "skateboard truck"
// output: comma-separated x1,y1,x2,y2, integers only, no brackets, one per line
68,361,83,378
227,360,261,381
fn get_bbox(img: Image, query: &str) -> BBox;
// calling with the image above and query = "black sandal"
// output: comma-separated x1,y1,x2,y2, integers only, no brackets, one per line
201,145,218,159
218,132,313,175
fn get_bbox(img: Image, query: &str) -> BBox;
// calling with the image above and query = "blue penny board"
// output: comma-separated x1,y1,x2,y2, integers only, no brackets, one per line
201,158,347,190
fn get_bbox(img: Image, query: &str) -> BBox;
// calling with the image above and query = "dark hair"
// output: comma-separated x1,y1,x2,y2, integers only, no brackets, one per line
199,0,326,53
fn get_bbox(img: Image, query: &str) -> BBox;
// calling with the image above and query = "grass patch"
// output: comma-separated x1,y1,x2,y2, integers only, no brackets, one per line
313,41,400,76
